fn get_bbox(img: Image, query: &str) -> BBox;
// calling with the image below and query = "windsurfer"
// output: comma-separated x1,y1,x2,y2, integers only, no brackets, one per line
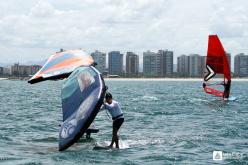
100,92,124,148
221,80,231,98
203,35,232,100
203,82,207,88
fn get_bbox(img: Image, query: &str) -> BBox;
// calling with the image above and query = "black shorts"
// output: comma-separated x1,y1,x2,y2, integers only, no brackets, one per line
113,118,124,131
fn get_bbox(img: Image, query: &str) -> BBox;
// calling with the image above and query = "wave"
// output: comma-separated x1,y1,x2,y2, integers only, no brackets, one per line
141,96,159,101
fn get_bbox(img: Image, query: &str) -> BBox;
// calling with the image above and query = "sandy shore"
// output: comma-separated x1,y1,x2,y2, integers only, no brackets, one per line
1,77,248,81
104,78,248,81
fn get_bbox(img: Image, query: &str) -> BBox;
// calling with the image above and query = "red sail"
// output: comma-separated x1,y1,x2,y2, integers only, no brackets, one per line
203,35,231,98
205,35,231,81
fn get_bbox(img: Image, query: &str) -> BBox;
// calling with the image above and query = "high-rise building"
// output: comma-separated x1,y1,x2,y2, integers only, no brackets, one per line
11,63,40,77
201,56,207,75
158,50,173,77
189,54,204,77
0,67,3,76
108,51,123,75
11,63,19,76
143,50,160,77
3,67,11,76
18,65,31,76
177,55,190,77
177,54,205,77
226,52,231,67
91,50,106,73
126,52,139,77
143,50,173,77
234,53,248,77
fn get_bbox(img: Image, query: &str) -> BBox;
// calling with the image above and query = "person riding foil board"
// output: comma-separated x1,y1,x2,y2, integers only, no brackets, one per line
221,80,231,99
99,92,124,148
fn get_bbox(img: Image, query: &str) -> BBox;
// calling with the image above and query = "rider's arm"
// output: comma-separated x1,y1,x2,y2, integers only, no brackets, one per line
99,104,106,112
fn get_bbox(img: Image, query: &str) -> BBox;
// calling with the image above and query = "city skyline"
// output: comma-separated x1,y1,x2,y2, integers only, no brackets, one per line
0,0,248,64
1,49,247,72
1,50,248,77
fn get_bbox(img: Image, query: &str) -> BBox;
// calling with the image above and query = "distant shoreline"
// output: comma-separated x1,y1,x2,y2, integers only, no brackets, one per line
104,78,248,81
1,77,248,81
0,77,29,81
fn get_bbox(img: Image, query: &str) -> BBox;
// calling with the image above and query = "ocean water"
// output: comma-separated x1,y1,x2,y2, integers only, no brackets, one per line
0,80,248,164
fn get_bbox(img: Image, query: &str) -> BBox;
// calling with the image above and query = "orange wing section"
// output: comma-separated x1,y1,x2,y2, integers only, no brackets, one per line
28,49,94,84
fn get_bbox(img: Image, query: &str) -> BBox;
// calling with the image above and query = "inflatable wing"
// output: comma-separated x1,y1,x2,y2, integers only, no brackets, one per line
28,50,106,151
28,49,94,84
59,66,106,151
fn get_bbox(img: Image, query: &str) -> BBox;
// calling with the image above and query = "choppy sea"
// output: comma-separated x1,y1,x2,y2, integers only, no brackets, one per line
0,80,248,164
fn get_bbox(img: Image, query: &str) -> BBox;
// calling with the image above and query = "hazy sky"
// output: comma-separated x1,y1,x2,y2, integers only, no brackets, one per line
0,0,247,64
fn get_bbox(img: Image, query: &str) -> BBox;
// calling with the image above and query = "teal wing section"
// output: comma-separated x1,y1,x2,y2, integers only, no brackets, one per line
59,66,106,151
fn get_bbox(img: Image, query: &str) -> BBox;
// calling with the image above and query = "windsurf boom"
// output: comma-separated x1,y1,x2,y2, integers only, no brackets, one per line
203,35,231,99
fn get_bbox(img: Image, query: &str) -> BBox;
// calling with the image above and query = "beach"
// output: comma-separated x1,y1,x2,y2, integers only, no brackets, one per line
1,77,248,81
104,78,248,81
